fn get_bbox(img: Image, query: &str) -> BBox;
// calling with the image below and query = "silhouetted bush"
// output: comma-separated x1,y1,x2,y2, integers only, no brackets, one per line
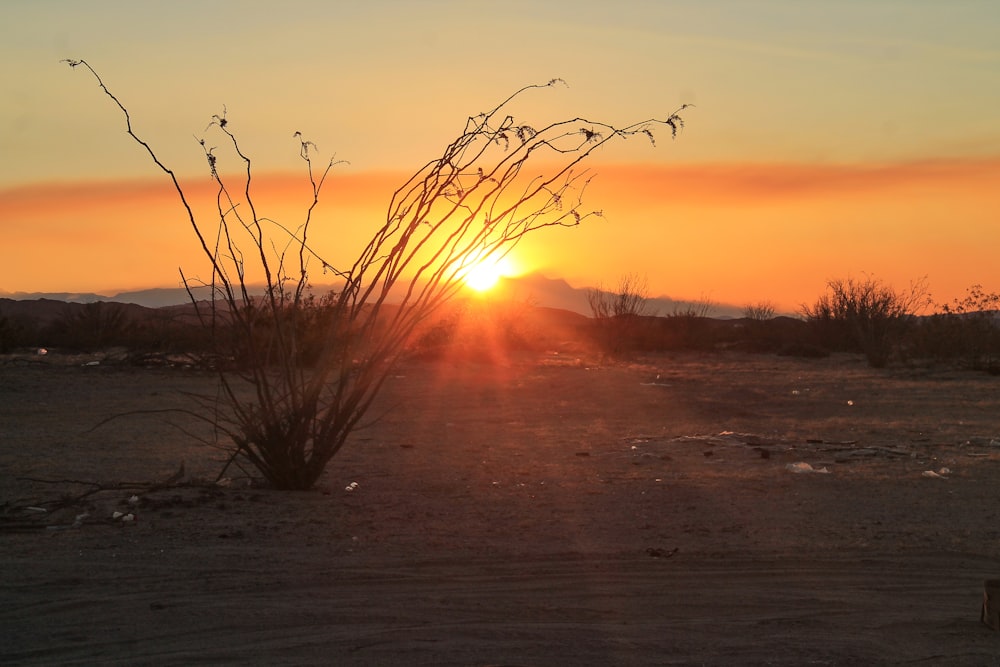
739,316,818,355
587,274,651,356
911,284,1000,373
68,59,687,489
802,275,930,367
0,313,38,353
737,301,779,353
46,302,134,352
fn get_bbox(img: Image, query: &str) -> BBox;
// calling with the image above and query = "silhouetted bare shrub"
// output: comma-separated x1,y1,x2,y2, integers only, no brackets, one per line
587,273,652,355
587,273,650,320
130,308,211,356
0,313,37,353
47,302,134,352
914,284,1000,372
802,275,931,367
737,300,778,352
670,296,715,319
68,59,687,489
649,296,717,351
743,301,776,321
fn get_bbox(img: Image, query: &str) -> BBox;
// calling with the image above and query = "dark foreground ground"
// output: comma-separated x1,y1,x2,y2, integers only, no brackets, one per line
2,350,1000,665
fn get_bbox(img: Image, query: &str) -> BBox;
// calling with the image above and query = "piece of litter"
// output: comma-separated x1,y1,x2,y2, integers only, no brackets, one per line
922,467,951,479
112,511,124,519
345,481,360,492
786,462,830,474
121,513,135,522
127,495,139,505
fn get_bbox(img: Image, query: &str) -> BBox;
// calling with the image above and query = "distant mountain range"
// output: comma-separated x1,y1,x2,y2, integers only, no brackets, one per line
0,286,214,309
490,274,745,319
0,273,746,318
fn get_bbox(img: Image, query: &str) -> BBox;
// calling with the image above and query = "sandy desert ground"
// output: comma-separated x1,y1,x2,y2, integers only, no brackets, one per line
3,347,1000,665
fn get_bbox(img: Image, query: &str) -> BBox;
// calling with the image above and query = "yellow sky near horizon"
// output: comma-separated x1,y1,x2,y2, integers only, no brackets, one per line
1,1,999,313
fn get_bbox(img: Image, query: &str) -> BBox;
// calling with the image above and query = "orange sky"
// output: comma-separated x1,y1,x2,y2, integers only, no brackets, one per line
2,158,996,313
2,2,999,314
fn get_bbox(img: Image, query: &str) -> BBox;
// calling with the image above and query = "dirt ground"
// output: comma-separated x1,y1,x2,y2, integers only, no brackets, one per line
3,348,1000,665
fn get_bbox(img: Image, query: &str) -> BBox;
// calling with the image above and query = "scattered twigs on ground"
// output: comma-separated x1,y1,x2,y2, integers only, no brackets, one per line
2,462,191,530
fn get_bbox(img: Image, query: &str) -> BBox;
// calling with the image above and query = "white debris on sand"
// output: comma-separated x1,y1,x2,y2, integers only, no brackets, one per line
786,461,831,474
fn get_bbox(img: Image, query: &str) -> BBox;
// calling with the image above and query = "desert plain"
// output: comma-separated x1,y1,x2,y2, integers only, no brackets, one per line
3,342,1000,665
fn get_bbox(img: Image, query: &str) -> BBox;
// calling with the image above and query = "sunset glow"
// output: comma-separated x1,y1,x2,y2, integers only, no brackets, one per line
2,158,998,312
463,257,514,293
1,2,998,313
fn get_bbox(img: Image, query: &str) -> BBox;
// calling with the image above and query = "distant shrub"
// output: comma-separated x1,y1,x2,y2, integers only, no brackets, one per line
738,300,778,352
128,308,211,357
0,313,37,353
802,275,931,368
47,301,134,351
743,301,776,321
914,284,1000,372
221,290,347,369
653,296,716,351
670,295,715,319
587,273,651,356
587,273,650,320
409,306,462,358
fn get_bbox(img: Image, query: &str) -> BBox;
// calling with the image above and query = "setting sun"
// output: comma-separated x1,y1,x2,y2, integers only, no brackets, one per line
463,256,512,292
